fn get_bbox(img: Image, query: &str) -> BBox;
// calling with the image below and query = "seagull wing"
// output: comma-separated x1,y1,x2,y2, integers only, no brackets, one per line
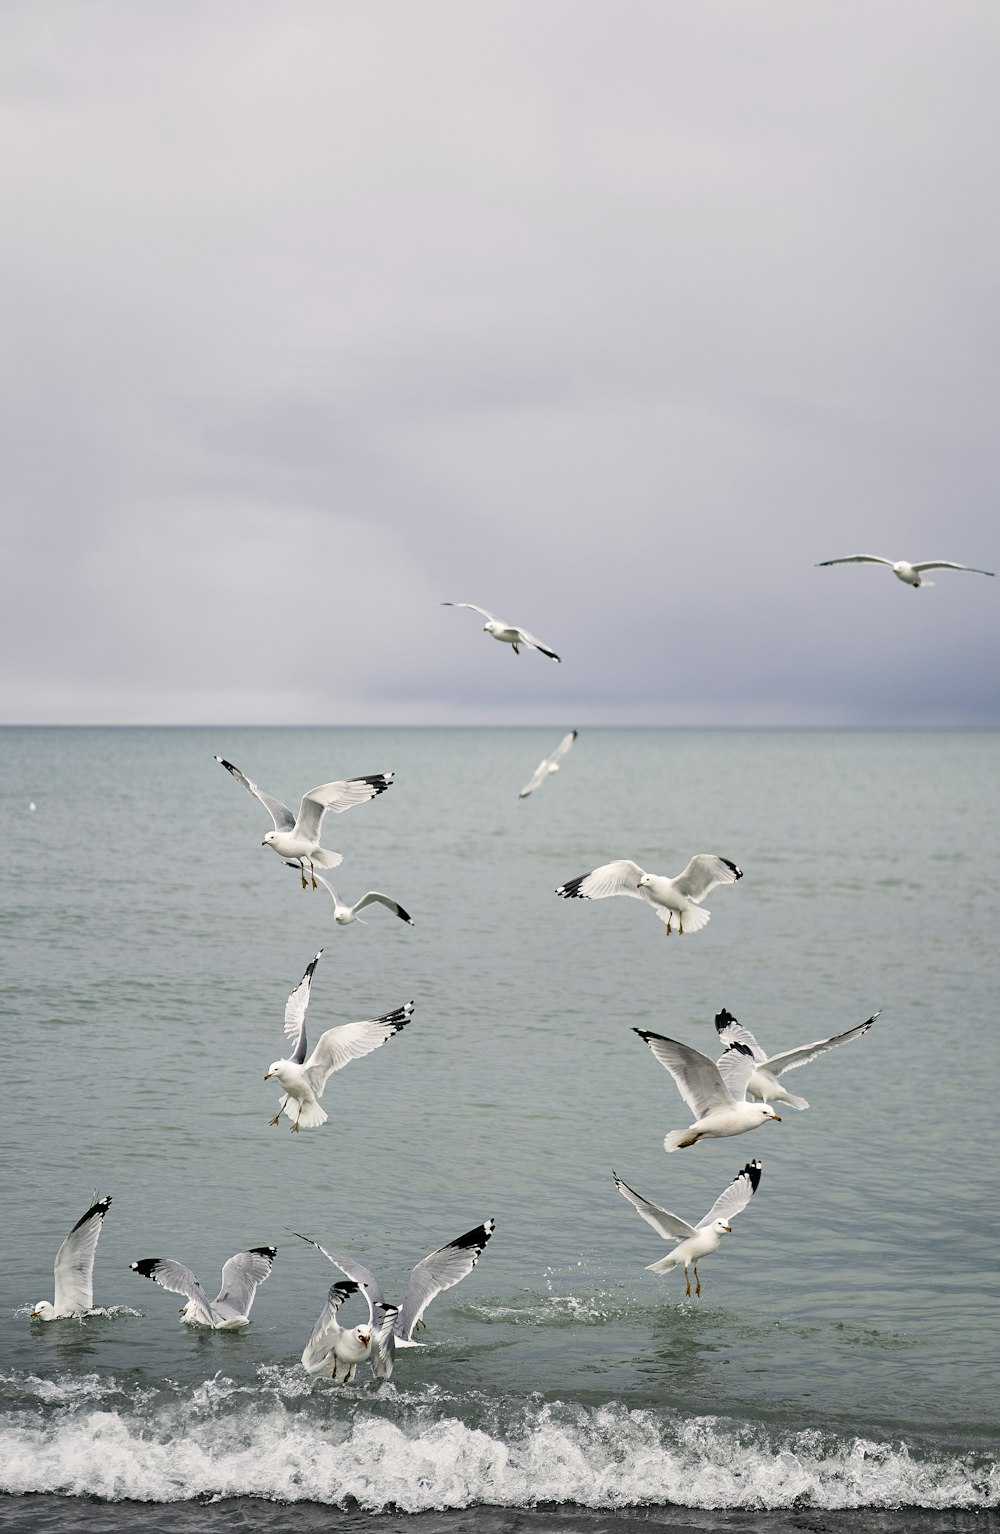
293,1232,386,1306
513,626,561,662
910,561,995,576
713,1009,768,1063
283,951,323,1062
304,1003,414,1095
213,1246,277,1321
441,602,500,622
369,1303,401,1379
129,1258,218,1325
612,1172,696,1242
715,1041,757,1103
520,731,577,797
214,757,295,831
815,555,894,568
670,855,743,902
696,1159,762,1229
396,1219,496,1341
556,859,651,903
351,891,414,925
294,774,395,840
762,1011,881,1078
52,1196,111,1314
633,1030,733,1118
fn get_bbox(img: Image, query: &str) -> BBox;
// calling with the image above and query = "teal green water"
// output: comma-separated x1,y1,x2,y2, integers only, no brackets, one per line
1,727,999,1516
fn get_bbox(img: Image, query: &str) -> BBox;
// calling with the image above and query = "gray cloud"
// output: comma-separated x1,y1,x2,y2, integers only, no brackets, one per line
2,2,998,724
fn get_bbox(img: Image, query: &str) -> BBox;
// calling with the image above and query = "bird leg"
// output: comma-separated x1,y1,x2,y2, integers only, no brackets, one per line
694,1267,701,1297
512,644,520,654
268,1112,281,1127
291,1119,301,1133
684,1268,692,1297
299,860,308,890
308,858,317,890
678,914,685,935
665,915,673,935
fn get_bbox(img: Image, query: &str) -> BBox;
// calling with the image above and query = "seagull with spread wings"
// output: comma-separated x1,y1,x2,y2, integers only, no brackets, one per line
265,951,412,1131
295,866,413,928
215,756,394,887
129,1246,276,1328
816,555,994,588
614,1160,762,1297
300,1280,399,1383
296,1220,496,1380
634,1028,781,1150
713,1007,881,1111
556,855,742,935
519,731,577,799
30,1196,112,1321
441,602,561,660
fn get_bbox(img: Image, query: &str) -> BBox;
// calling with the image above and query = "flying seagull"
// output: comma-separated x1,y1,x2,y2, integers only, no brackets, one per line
301,1280,399,1383
556,855,742,935
292,866,413,928
265,950,413,1131
296,1220,496,1380
441,603,561,661
816,555,994,588
129,1246,276,1328
713,1007,881,1110
31,1196,112,1321
634,1028,781,1150
614,1160,762,1297
519,731,578,799
215,756,394,887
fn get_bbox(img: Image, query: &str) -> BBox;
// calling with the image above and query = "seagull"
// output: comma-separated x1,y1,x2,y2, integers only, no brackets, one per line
214,756,394,887
556,855,742,935
296,1220,496,1380
129,1246,276,1328
290,866,413,928
816,555,995,588
713,1007,881,1111
634,1028,781,1150
441,603,561,661
614,1160,762,1297
30,1196,112,1321
519,731,578,799
265,950,413,1131
300,1280,399,1383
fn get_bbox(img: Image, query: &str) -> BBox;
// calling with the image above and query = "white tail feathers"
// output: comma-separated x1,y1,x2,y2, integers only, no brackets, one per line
777,1091,809,1111
645,1254,680,1274
310,849,344,870
287,1098,328,1129
664,1128,699,1152
658,904,710,934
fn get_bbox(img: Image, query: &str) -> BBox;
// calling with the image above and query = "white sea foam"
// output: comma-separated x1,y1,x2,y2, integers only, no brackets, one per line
0,1375,996,1512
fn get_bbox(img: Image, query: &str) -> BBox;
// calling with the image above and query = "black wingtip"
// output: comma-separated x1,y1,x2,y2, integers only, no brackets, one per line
130,1258,161,1279
555,875,588,899
720,858,743,880
742,1160,763,1193
714,1008,738,1031
71,1196,112,1233
249,1246,278,1261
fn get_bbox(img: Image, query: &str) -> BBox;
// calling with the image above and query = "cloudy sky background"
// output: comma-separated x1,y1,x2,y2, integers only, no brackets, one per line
2,2,998,726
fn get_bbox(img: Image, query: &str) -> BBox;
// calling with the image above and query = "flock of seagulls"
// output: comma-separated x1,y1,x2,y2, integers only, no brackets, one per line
27,564,992,1339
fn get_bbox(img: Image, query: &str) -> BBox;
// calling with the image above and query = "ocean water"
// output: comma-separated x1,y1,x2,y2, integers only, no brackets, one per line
1,726,999,1534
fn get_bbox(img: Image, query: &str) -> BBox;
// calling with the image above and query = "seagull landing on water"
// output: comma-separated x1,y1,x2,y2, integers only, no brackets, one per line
713,1007,881,1111
441,603,561,661
296,1221,496,1380
287,865,413,928
300,1280,399,1383
614,1160,762,1298
264,951,412,1131
519,731,577,799
634,1028,781,1150
30,1196,112,1320
214,756,394,888
556,855,742,936
816,555,995,588
129,1247,276,1328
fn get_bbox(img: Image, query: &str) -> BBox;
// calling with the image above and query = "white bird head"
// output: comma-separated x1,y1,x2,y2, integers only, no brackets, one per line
710,1219,733,1236
637,874,649,888
30,1301,55,1320
264,1061,289,1082
762,1105,782,1123
261,832,276,847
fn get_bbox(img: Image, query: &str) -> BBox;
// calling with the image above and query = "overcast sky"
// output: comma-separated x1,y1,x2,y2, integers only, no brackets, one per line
2,2,998,726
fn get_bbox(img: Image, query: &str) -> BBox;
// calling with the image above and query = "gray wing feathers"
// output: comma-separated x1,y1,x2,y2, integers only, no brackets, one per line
352,891,414,924
633,1030,733,1119
214,1246,276,1320
815,555,893,568
396,1220,496,1341
129,1258,217,1325
762,1012,881,1077
671,855,743,902
301,1280,365,1372
613,1172,696,1242
295,774,395,839
911,561,994,575
214,757,295,831
556,859,649,903
696,1160,763,1229
304,1003,414,1094
284,951,323,1061
53,1196,111,1314
441,602,498,621
714,1009,767,1062
714,1041,756,1103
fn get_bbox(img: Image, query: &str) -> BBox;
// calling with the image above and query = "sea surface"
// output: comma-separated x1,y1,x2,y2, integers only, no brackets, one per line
1,726,999,1534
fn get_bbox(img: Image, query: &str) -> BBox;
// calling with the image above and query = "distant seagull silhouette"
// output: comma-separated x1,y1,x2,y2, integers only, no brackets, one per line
556,855,742,935
519,731,577,799
31,1196,112,1320
441,603,561,660
816,555,994,588
614,1159,762,1297
215,757,394,887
